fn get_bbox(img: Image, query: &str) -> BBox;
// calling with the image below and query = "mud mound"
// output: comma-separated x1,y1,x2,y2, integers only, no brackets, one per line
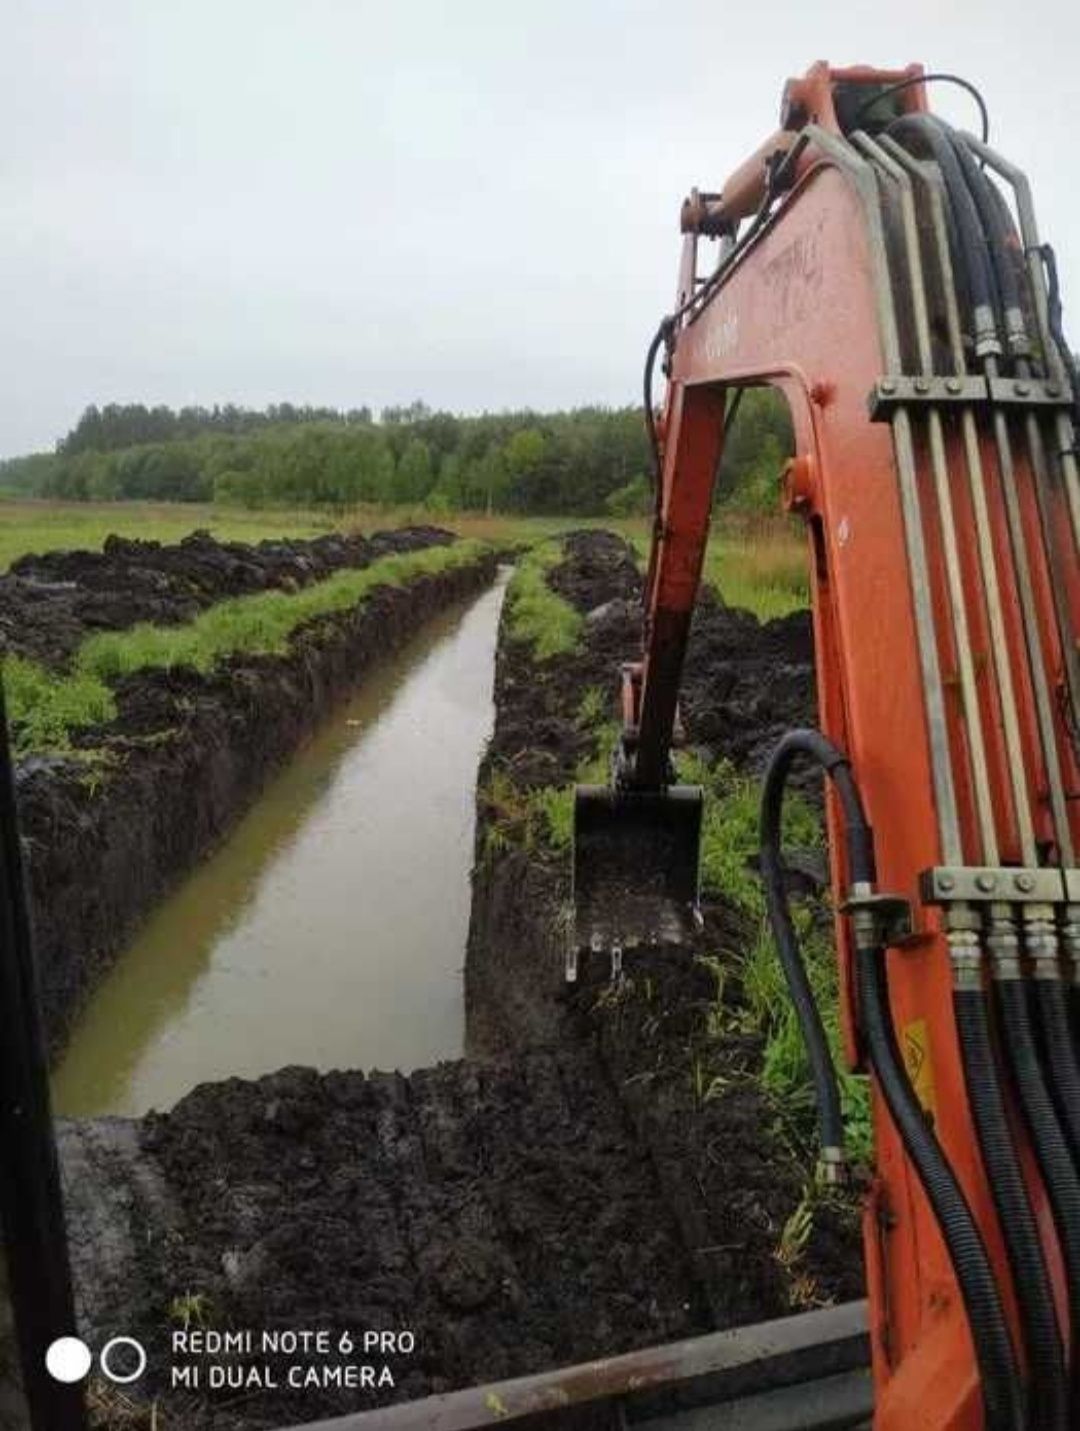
1,525,454,668
60,1049,703,1428
547,530,641,613
683,601,816,773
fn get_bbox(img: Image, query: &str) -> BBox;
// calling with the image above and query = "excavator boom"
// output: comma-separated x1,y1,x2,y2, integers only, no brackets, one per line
574,61,1080,1430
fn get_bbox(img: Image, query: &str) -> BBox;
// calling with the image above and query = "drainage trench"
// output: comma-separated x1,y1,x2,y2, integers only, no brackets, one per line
51,567,511,1117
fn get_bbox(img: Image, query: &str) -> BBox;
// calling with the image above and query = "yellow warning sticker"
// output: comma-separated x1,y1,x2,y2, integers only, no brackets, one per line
902,1018,937,1116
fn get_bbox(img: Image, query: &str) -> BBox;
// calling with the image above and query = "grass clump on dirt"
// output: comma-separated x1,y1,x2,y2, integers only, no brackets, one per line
79,540,490,680
3,539,491,756
504,540,584,659
1,655,117,754
480,725,618,862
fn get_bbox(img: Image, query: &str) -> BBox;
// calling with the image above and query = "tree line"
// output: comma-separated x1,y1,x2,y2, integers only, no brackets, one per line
1,395,793,516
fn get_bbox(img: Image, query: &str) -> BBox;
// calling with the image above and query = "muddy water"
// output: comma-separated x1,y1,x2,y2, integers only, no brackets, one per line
52,570,510,1117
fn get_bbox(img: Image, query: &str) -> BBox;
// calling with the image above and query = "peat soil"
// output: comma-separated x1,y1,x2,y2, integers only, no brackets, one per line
28,528,859,1430
1,524,454,669
7,527,493,1054
466,531,861,1324
59,1049,705,1429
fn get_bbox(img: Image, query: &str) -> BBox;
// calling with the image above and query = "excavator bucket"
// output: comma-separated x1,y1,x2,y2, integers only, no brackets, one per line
570,784,703,978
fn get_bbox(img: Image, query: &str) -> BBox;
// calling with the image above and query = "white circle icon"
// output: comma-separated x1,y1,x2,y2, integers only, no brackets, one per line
45,1337,92,1384
99,1336,147,1385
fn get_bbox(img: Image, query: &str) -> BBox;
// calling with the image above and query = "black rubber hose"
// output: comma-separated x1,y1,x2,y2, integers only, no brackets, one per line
759,729,874,1161
1033,979,1080,1172
947,131,1026,349
859,951,1026,1431
996,977,1080,1414
847,72,990,145
762,728,875,880
761,730,1025,1427
888,113,1002,343
950,134,1017,309
760,798,843,1157
954,987,1067,1429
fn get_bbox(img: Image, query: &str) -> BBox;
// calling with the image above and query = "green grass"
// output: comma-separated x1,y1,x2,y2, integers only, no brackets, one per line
3,539,491,756
2,656,117,755
80,540,489,679
624,514,808,621
701,535,809,621
504,539,584,659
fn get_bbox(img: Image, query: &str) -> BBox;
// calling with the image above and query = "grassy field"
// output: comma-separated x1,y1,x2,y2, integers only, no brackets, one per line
0,499,809,619
0,500,336,570
0,499,573,570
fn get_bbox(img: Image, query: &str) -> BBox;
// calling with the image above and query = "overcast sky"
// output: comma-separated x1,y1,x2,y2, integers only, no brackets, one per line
2,1,1078,458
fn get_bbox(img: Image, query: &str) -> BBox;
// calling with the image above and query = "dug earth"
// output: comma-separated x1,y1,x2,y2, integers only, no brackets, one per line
11,529,860,1429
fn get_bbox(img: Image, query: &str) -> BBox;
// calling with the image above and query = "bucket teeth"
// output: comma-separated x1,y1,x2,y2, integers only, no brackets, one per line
570,784,703,978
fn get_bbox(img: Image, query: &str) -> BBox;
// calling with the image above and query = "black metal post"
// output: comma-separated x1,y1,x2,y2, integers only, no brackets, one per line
0,681,87,1429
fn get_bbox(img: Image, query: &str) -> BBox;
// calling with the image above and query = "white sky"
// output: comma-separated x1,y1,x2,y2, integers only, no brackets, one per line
2,0,1078,457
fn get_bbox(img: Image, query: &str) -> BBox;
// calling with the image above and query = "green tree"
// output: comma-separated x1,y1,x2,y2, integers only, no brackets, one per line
393,438,433,503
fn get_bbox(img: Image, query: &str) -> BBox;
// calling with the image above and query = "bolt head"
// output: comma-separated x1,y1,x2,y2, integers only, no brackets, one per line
880,378,897,395
1046,381,1062,397
976,872,997,893
914,377,931,394
946,377,963,393
1015,873,1036,893
939,874,956,892
1015,381,1030,396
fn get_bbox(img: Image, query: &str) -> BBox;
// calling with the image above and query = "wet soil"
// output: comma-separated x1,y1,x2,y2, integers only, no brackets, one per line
59,1049,703,1428
9,528,495,1054
31,526,859,1430
1,525,455,670
466,530,861,1322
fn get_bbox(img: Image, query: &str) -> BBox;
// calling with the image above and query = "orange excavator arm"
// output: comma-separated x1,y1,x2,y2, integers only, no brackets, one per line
576,61,1080,1431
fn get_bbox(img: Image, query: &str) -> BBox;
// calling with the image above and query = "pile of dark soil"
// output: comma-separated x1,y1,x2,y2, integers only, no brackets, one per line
546,529,642,611
59,1046,704,1429
1,525,454,669
467,529,860,1320
681,604,816,776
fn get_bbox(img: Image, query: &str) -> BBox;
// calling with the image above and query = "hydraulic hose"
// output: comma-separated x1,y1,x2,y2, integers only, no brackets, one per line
888,113,1003,351
948,131,1034,366
760,728,1025,1430
1033,978,1080,1172
759,729,873,1167
954,986,1068,1429
995,976,1080,1414
949,133,1019,315
858,950,1026,1431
